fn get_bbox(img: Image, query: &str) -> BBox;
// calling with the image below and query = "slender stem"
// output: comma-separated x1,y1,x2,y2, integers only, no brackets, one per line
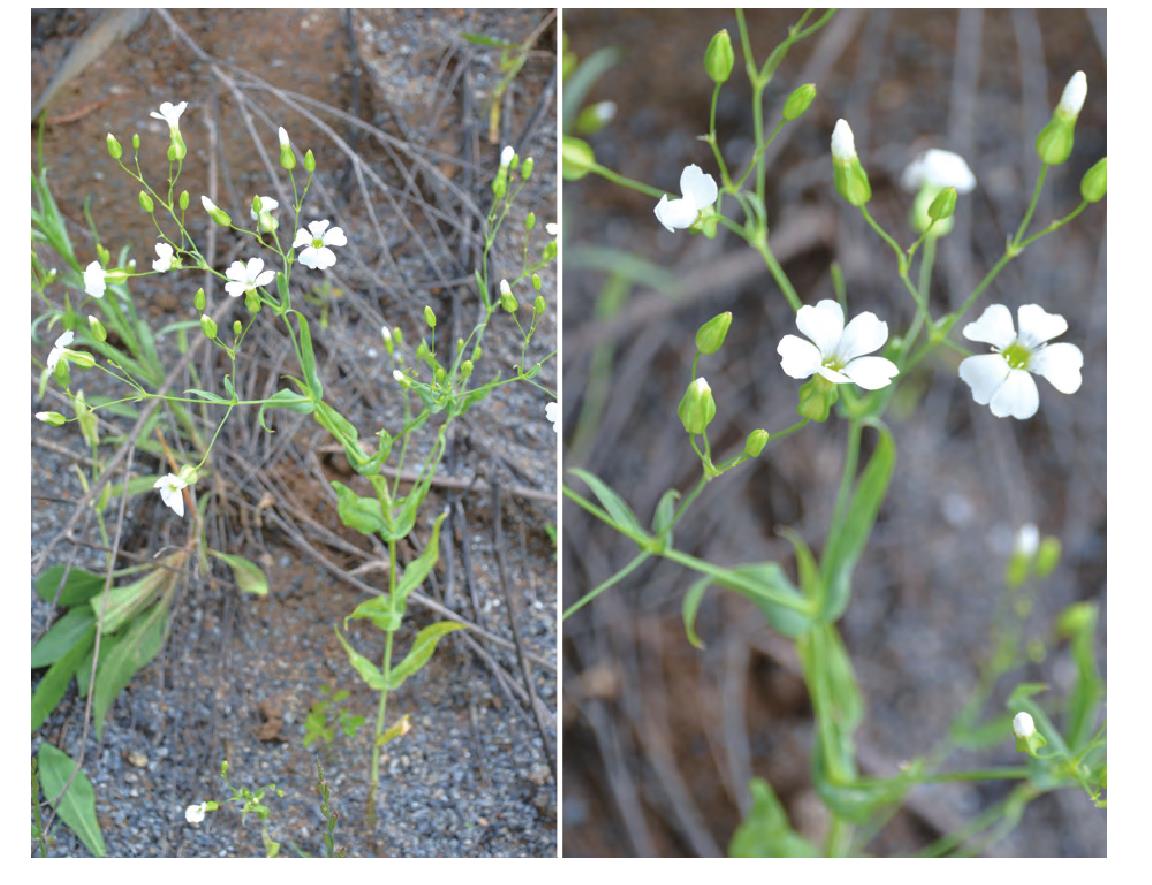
369,539,398,816
1013,164,1049,243
588,163,665,199
562,552,652,621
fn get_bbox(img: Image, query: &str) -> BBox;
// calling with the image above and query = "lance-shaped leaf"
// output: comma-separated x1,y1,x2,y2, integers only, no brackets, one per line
331,481,387,535
37,743,107,857
257,387,314,432
32,625,94,731
209,550,269,596
91,600,169,736
681,576,710,649
35,565,105,608
386,622,466,691
568,468,647,541
729,777,818,858
394,511,448,600
334,627,388,691
32,607,95,668
88,568,168,634
344,593,404,633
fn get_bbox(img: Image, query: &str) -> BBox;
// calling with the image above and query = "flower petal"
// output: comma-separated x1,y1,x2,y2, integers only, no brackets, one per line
246,257,266,277
308,219,330,238
254,271,275,288
292,227,311,249
842,356,899,390
777,335,822,380
1030,342,1083,394
225,259,246,282
962,304,1016,349
224,280,246,298
990,369,1039,419
835,311,888,362
323,226,348,247
795,300,844,357
1016,304,1068,347
654,195,698,231
817,366,851,384
958,353,1011,404
679,164,718,209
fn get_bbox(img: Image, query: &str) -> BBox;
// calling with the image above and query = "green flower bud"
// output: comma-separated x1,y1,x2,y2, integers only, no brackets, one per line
928,186,957,222
200,314,218,339
562,136,596,182
244,290,260,314
678,377,717,435
168,130,187,162
531,272,542,290
424,305,437,328
106,133,122,160
521,157,534,180
434,366,447,383
138,190,154,214
573,101,617,136
797,375,838,422
1035,117,1075,166
704,29,735,85
393,327,405,347
66,349,95,369
460,359,474,381
534,294,546,315
304,149,316,174
179,190,190,211
783,83,817,121
471,345,482,362
500,292,518,313
194,287,206,312
233,320,243,337
695,310,732,355
744,428,769,458
35,410,67,426
525,212,537,230
1034,536,1062,579
131,133,140,151
1058,601,1097,636
1080,157,1107,203
88,315,107,343
542,240,558,262
96,244,111,267
831,120,872,206
278,127,296,170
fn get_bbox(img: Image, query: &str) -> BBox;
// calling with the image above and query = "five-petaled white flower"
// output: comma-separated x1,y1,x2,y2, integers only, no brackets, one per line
184,802,206,824
500,145,516,168
901,149,976,193
957,304,1083,420
84,260,106,299
545,402,560,434
150,101,188,130
152,242,175,273
294,220,347,269
224,257,275,298
1012,712,1035,739
46,331,74,373
654,165,718,233
155,473,187,518
1060,71,1087,116
545,221,559,237
778,300,899,390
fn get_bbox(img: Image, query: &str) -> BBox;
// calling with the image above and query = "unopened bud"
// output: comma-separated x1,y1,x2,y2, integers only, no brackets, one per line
278,127,296,170
304,149,316,174
704,29,735,85
36,411,67,426
200,314,218,339
744,428,769,458
831,120,871,206
194,287,206,312
678,377,717,435
783,84,817,121
521,157,534,180
531,272,542,290
106,133,122,160
88,315,107,343
562,136,596,182
525,212,537,230
179,190,190,211
138,191,154,214
695,311,732,355
232,320,243,337
424,305,437,328
1012,712,1034,740
1080,157,1106,204
928,186,957,222
534,294,546,314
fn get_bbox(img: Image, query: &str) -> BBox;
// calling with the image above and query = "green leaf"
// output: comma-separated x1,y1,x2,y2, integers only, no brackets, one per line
569,468,646,540
89,569,167,634
209,550,269,596
725,563,813,639
35,565,105,608
651,489,679,552
334,627,388,691
291,310,324,399
394,511,448,599
345,593,404,633
386,622,466,691
821,422,895,620
257,387,314,432
810,741,906,825
37,743,107,857
331,481,386,535
91,601,169,736
32,607,96,668
1060,603,1102,750
681,577,710,649
729,777,818,857
461,31,517,49
183,387,232,404
32,626,94,731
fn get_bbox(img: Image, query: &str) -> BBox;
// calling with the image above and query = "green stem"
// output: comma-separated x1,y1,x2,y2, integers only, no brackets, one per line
369,539,398,816
1013,164,1049,243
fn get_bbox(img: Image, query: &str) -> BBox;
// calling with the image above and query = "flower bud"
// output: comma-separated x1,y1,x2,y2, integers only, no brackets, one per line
233,320,243,337
36,411,67,426
797,375,838,422
542,240,558,262
500,291,518,313
831,120,871,206
424,305,437,328
525,212,537,230
1012,712,1034,740
562,136,596,182
460,359,474,381
1034,536,1062,579
244,290,260,314
704,29,735,85
534,294,546,315
66,349,95,369
393,368,409,388
88,315,107,343
179,190,190,211
500,145,516,169
201,196,231,226
574,101,616,136
1080,157,1106,204
531,272,542,290
783,83,817,122
131,133,141,151
1059,71,1087,117
927,186,957,222
200,314,218,339
744,428,769,458
194,287,206,312
471,345,482,362
106,133,122,160
1035,117,1075,166
381,325,394,356
695,311,732,355
138,190,154,214
393,327,405,348
678,377,717,435
521,157,534,180
278,127,296,170
304,149,316,174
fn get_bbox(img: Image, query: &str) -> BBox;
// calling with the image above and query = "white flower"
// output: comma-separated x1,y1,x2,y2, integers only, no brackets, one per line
654,164,718,232
46,331,75,372
1060,71,1087,116
831,119,857,162
251,195,280,231
499,279,512,297
155,473,187,518
1015,523,1039,558
278,126,290,148
150,101,187,130
381,325,392,345
84,261,106,299
1012,712,1035,739
958,304,1083,420
392,369,406,384
901,149,976,193
500,145,516,168
201,195,218,214
184,802,206,824
545,222,559,237
778,300,899,390
152,242,175,273
545,402,560,434
224,257,275,298
293,219,347,270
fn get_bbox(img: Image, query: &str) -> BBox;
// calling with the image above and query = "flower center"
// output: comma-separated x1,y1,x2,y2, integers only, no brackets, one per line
311,237,325,249
822,356,846,373
1001,342,1032,371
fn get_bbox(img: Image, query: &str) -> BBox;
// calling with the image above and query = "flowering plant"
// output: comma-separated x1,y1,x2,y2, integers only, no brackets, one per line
562,9,1105,856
